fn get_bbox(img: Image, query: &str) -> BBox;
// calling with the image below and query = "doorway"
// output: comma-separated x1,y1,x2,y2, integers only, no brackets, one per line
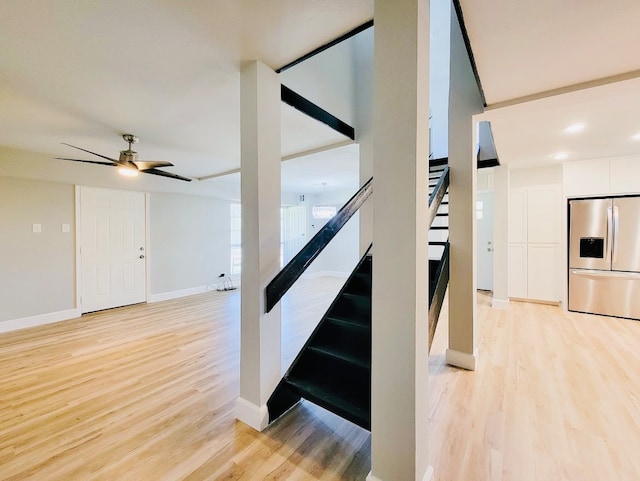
79,187,147,313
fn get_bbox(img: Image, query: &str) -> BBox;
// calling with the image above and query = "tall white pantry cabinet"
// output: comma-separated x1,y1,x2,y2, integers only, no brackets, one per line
508,184,562,302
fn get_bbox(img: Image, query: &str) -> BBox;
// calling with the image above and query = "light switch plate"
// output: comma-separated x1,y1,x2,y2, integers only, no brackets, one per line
32,223,42,233
62,223,70,233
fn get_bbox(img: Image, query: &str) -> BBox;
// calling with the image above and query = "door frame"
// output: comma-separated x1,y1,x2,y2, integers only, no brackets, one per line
74,186,151,313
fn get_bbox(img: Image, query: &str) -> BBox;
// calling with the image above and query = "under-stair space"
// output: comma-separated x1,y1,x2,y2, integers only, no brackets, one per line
266,163,450,431
268,252,372,429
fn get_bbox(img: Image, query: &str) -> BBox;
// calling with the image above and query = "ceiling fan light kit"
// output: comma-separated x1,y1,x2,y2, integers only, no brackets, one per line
55,134,192,182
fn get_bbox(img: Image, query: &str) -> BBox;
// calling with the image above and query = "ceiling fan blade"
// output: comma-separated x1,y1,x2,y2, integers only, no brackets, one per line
133,160,174,171
143,168,192,182
61,143,119,163
55,157,117,166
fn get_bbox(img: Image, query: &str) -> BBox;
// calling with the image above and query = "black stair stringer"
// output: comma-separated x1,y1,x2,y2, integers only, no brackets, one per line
267,246,373,430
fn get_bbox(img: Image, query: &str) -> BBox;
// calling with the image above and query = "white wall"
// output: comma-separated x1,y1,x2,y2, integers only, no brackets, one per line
149,193,231,295
304,189,360,276
429,0,451,159
0,177,76,323
278,32,356,125
0,172,234,328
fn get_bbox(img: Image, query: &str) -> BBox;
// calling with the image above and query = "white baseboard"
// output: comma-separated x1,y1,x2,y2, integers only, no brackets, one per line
367,465,433,481
0,308,81,334
235,397,269,432
445,348,477,371
148,285,211,303
301,270,350,280
491,298,510,309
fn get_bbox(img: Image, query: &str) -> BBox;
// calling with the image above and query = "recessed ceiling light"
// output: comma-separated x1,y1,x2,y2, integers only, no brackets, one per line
632,133,640,140
564,123,585,133
552,152,568,160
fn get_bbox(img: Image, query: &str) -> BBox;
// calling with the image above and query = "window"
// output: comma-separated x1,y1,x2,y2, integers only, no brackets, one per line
230,203,241,275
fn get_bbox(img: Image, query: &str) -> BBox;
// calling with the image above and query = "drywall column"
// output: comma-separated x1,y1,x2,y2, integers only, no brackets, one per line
446,4,484,370
369,0,431,480
354,28,374,255
491,164,509,308
236,61,282,431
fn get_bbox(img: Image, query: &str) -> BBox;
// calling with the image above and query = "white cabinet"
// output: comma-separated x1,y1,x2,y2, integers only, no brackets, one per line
508,184,561,302
527,244,559,302
610,157,640,194
564,155,640,197
563,159,609,197
508,244,527,299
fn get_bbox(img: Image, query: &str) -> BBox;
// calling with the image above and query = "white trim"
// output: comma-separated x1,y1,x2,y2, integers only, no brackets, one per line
0,308,81,334
74,185,82,311
300,270,350,279
144,192,151,304
235,397,269,431
148,285,211,303
491,298,510,309
367,466,433,481
445,348,477,371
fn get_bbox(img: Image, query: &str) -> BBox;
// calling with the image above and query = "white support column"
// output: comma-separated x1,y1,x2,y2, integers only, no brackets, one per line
446,5,485,371
491,164,510,309
236,60,282,432
369,0,431,480
354,28,374,255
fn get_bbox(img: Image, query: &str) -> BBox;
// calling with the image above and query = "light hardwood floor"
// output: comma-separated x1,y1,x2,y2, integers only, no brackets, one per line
1,280,638,480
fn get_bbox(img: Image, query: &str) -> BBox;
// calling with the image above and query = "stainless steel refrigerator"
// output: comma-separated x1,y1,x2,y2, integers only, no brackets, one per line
569,196,640,320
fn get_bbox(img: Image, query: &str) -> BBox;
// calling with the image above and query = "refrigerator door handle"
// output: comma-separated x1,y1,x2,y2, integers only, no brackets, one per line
613,205,620,264
607,206,613,263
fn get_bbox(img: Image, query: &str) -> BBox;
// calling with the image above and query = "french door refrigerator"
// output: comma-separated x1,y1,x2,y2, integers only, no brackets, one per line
569,196,640,320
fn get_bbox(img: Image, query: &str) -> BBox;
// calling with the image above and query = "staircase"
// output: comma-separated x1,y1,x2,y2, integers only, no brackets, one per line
266,164,450,430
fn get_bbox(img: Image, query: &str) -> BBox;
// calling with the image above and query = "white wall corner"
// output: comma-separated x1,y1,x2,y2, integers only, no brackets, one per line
367,466,434,481
235,397,269,432
0,308,81,334
491,298,510,309
445,348,477,371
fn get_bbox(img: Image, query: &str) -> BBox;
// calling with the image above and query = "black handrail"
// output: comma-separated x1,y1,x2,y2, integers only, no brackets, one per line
265,177,373,313
429,240,449,349
427,166,449,229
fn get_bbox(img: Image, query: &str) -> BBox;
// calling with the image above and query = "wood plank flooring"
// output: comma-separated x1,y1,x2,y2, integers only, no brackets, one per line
0,279,638,480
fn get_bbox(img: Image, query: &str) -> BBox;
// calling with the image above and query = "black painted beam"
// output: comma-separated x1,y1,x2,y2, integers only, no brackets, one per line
265,177,372,312
276,20,374,74
281,85,355,140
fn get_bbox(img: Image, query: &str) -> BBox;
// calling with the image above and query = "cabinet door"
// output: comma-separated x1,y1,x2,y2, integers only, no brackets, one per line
527,184,561,243
508,244,527,298
563,159,609,197
610,156,640,195
527,244,559,302
508,189,527,243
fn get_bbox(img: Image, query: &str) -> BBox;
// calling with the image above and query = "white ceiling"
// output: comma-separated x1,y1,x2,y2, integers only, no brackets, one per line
3,0,640,187
0,0,371,193
460,0,640,169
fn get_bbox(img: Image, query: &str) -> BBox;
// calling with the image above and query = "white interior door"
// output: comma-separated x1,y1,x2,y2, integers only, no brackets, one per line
477,191,494,291
80,187,146,313
282,205,307,265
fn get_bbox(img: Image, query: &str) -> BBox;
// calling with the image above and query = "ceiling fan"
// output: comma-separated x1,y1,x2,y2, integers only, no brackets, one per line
56,134,192,182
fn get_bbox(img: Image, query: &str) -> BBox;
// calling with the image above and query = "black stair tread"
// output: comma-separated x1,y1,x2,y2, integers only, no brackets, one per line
286,377,369,429
429,241,448,246
326,316,370,330
341,292,370,302
430,226,449,230
308,345,370,369
435,212,448,216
